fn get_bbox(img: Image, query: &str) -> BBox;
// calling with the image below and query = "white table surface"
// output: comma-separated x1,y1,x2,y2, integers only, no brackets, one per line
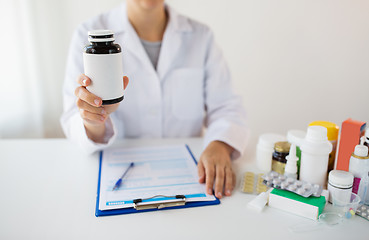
0,138,368,240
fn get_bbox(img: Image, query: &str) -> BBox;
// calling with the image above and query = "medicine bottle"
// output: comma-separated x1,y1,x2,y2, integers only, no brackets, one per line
256,133,286,172
300,126,332,186
328,170,354,204
309,121,339,174
83,30,124,105
349,144,369,197
271,141,291,175
284,144,299,179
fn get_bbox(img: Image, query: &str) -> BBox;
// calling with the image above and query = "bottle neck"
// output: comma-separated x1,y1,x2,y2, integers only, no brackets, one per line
91,41,114,47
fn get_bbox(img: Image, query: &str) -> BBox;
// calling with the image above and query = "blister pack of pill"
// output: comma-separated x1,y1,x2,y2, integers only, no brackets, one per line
241,172,268,194
356,204,369,221
262,171,323,198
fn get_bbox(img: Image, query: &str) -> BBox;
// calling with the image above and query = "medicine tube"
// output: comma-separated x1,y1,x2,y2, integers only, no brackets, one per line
83,30,124,105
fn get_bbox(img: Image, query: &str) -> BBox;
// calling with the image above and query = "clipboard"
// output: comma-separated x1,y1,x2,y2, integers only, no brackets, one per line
95,145,220,217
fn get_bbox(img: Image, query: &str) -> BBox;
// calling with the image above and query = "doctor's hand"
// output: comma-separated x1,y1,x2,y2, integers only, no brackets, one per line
74,74,129,143
198,141,236,199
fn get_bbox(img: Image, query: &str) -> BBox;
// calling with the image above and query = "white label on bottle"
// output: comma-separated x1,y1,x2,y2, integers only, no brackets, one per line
83,52,124,101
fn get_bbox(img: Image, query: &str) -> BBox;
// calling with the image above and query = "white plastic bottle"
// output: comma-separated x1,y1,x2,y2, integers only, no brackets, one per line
83,30,124,105
300,126,333,186
284,144,298,179
348,144,369,197
256,133,286,172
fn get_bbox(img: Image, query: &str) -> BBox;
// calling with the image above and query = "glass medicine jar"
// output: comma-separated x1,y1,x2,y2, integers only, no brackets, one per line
272,141,291,175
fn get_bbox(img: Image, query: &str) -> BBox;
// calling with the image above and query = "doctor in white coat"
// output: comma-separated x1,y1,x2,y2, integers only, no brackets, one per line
61,0,248,199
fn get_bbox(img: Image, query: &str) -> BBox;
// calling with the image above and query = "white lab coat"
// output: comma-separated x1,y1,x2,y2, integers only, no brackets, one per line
61,3,248,158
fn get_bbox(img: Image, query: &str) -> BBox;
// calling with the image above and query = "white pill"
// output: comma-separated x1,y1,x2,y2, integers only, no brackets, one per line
287,178,295,184
303,184,311,190
296,181,303,187
297,188,305,195
279,175,286,181
281,182,288,189
289,185,297,191
271,172,278,177
273,179,281,186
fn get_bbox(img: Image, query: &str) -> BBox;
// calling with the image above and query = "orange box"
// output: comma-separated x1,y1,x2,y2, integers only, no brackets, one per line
335,118,366,171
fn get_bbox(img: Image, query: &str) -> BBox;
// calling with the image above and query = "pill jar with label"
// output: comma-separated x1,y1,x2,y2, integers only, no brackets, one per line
272,141,291,175
328,170,354,203
349,144,369,197
83,30,124,105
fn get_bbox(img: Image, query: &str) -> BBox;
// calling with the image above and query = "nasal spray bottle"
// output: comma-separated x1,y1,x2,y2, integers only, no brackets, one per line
284,144,298,179
300,126,333,186
83,30,124,105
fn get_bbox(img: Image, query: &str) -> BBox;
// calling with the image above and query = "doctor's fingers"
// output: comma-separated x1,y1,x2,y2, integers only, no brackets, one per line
214,165,226,199
76,98,106,115
77,74,129,90
79,109,106,124
123,76,129,89
224,167,235,196
76,74,91,87
204,163,215,196
75,86,102,107
197,160,206,183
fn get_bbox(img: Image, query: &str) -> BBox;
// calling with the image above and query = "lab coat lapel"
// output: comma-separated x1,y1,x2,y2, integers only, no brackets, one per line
156,6,192,80
156,27,182,80
120,6,157,76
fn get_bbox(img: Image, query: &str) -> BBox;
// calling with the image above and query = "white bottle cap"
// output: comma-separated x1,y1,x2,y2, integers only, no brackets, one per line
257,133,286,149
287,130,306,146
354,144,368,157
88,29,115,42
285,144,298,175
300,126,332,155
306,126,328,142
328,170,354,188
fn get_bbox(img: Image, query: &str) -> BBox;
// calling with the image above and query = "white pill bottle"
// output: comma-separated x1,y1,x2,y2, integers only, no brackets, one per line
300,126,333,186
83,30,124,105
256,133,286,172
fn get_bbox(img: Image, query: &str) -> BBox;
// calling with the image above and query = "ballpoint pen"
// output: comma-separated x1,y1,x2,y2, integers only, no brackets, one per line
112,162,134,191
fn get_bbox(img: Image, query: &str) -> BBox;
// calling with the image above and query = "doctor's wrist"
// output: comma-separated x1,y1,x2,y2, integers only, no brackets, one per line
83,120,107,143
210,141,234,157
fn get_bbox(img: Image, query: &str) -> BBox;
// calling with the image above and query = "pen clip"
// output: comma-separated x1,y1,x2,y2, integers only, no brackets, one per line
133,195,186,210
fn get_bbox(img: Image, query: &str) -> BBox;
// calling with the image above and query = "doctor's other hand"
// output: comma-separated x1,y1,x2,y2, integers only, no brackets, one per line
198,141,235,199
74,74,129,143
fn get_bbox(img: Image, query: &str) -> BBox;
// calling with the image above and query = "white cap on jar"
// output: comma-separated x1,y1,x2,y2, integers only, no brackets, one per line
353,144,368,158
328,170,354,188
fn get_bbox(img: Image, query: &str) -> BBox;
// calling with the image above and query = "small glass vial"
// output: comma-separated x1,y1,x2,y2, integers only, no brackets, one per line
328,170,354,203
83,30,124,105
272,141,291,175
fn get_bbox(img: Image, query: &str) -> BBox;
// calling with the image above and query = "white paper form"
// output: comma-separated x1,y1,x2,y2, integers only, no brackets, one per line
98,145,216,210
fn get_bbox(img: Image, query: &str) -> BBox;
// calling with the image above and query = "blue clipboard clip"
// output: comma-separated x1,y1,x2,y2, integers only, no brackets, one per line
133,195,186,210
